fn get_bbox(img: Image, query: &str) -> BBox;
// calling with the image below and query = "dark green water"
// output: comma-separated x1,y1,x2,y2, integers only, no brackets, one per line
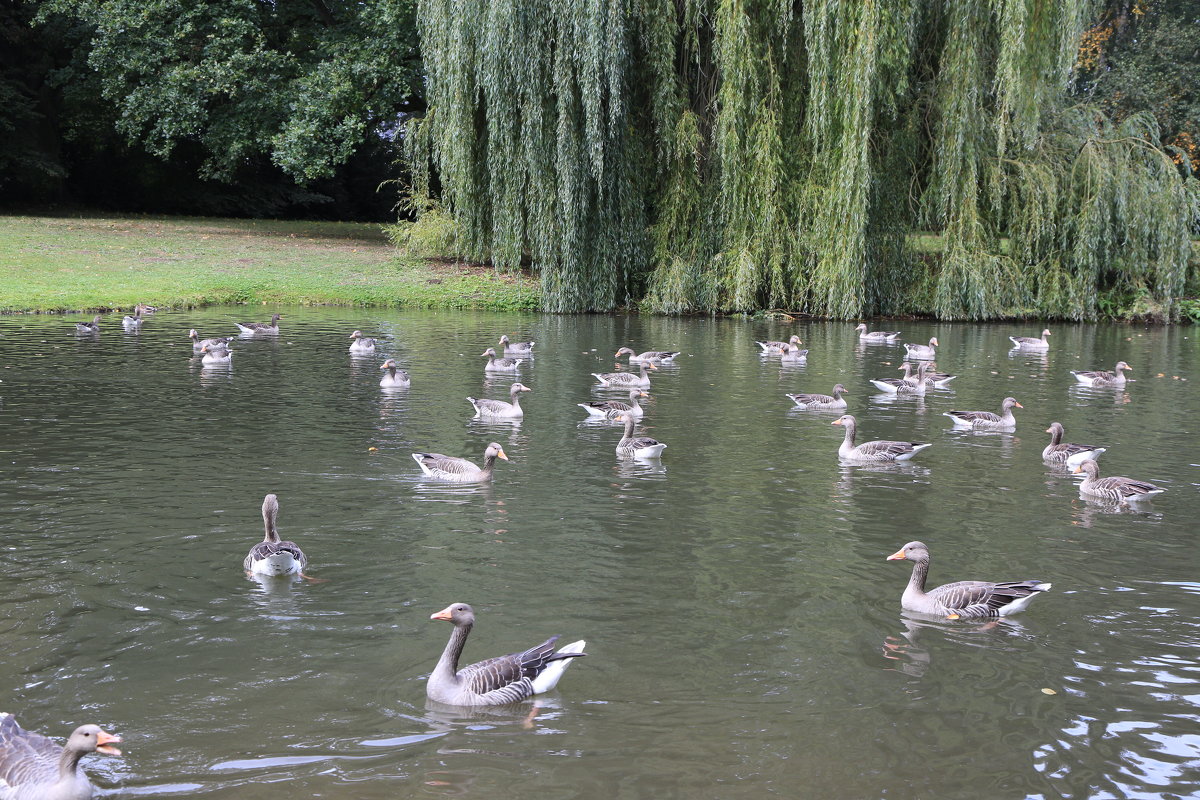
0,309,1197,798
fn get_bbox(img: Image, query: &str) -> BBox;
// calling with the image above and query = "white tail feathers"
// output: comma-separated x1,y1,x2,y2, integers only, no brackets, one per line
531,639,587,694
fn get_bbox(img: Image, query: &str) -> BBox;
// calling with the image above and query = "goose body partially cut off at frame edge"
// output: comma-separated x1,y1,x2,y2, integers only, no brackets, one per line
0,713,122,800
426,603,586,706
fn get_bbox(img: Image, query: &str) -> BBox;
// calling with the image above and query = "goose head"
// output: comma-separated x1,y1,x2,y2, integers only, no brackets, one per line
629,389,650,400
509,382,532,394
431,602,475,626
480,347,499,358
614,347,636,357
886,541,929,563
831,414,857,429
379,359,398,371
1045,422,1065,436
350,330,364,340
831,384,848,395
789,335,803,345
1115,361,1132,372
1041,329,1052,337
270,314,283,323
1073,461,1100,478
1001,397,1023,411
484,442,509,462
67,724,122,757
854,323,867,333
499,334,511,345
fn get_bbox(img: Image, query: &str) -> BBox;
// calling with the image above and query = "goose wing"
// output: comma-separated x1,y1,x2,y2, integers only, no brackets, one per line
459,635,579,704
946,410,1000,423
471,398,513,415
856,439,922,459
594,372,636,385
1097,476,1163,498
928,580,1046,616
581,399,630,413
787,393,834,405
243,540,307,569
1074,369,1113,381
626,436,663,450
0,714,63,789
413,452,481,478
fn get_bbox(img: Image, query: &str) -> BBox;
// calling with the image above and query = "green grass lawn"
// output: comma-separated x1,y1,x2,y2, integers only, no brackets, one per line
0,214,540,313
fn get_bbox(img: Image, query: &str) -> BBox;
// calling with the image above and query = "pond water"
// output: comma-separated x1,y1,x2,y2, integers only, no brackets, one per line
0,308,1197,799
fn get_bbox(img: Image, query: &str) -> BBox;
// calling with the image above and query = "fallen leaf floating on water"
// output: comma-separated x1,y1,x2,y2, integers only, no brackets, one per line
1042,688,1057,695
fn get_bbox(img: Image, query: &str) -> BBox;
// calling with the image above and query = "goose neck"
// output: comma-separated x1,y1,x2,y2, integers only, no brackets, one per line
436,622,471,683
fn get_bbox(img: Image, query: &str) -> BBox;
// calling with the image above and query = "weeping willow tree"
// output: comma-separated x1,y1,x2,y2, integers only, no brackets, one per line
405,0,1199,318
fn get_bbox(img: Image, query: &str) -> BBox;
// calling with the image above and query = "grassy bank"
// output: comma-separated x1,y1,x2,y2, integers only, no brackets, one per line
0,215,540,313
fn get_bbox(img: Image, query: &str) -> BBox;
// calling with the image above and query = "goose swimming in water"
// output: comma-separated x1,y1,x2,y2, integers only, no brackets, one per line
831,415,931,463
944,397,1022,431
1042,422,1105,466
190,329,232,351
1071,361,1131,387
244,494,308,577
854,323,901,342
903,337,938,360
615,347,679,363
785,384,848,410
469,383,531,418
349,330,377,354
379,359,410,388
755,335,802,354
1009,328,1051,350
235,313,282,335
579,389,648,420
412,442,508,482
426,602,586,706
0,713,122,800
592,360,656,388
200,344,232,365
1073,460,1165,504
73,316,101,335
498,334,535,356
481,347,523,372
615,413,666,458
886,541,1051,619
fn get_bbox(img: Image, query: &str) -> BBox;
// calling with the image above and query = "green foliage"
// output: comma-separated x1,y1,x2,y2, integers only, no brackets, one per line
37,0,422,182
411,0,1199,319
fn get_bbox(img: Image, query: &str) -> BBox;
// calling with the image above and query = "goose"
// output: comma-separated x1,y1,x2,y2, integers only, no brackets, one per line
1071,361,1131,387
379,359,410,388
592,360,656,388
135,303,158,315
780,343,809,362
785,384,848,410
578,389,648,419
498,334,535,356
427,602,586,706
615,413,666,458
189,329,232,351
200,344,233,365
944,397,1022,431
0,713,122,800
854,323,901,341
1073,460,1165,504
412,442,508,482
469,383,531,418
121,310,143,331
235,313,282,335
917,363,957,388
243,494,308,577
1042,422,1105,466
348,330,377,354
904,337,938,360
886,541,1051,619
73,316,101,335
871,363,927,395
481,347,523,373
755,335,802,354
1010,328,1051,350
615,347,679,363
831,414,931,463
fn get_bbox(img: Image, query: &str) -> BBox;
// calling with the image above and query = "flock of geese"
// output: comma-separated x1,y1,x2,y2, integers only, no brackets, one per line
1,310,1168,798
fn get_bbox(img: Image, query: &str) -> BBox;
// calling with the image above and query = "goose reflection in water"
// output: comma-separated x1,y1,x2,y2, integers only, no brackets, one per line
882,614,1031,679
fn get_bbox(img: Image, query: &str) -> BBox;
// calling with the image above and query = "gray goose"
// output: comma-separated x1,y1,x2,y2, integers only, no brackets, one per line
854,323,901,341
592,360,655,388
615,413,667,458
615,347,679,363
481,347,523,373
779,343,808,362
235,313,282,335
189,329,231,351
378,359,410,388
499,334,535,356
0,714,122,800
348,330,377,354
120,310,143,331
1010,328,1051,350
755,335,802,354
469,383,531,418
886,541,1051,619
831,415,931,463
426,603,586,706
1071,361,1131,387
944,397,1022,431
1073,460,1165,504
918,363,957,387
73,316,101,335
412,442,508,482
243,494,308,577
871,363,926,395
1042,422,1105,466
785,384,848,410
199,344,232,365
903,337,938,360
578,388,648,419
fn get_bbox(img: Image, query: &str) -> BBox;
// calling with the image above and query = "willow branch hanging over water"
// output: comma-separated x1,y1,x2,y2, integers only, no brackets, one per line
405,0,1199,318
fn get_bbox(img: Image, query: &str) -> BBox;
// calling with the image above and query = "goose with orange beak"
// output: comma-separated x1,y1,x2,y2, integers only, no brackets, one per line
412,442,508,482
886,541,1051,619
0,713,123,800
944,397,1022,431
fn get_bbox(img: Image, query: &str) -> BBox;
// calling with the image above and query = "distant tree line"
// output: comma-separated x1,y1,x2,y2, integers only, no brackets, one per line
1,0,422,220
